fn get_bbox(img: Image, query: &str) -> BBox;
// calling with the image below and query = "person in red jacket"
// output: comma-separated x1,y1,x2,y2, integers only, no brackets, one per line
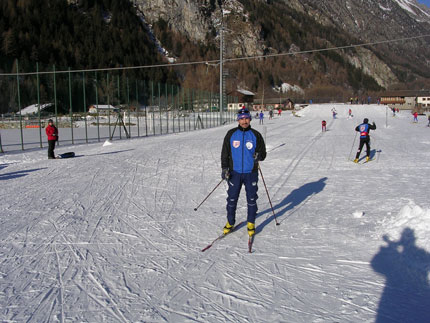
322,120,327,132
45,119,58,159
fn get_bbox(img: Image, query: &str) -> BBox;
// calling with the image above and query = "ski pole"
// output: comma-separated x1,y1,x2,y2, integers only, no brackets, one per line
348,131,358,161
258,164,279,226
194,178,225,211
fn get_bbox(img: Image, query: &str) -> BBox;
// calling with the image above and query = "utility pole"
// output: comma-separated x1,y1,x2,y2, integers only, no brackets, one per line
262,86,265,110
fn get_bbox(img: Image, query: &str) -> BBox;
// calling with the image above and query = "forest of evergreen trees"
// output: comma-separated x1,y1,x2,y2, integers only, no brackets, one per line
0,0,178,114
0,0,171,73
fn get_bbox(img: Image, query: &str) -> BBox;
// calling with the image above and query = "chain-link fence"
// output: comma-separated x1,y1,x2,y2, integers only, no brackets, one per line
0,61,238,152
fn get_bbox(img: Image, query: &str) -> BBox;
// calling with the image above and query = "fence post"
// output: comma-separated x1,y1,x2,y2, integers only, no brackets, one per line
158,82,162,135
151,81,155,136
188,88,191,131
144,79,148,136
53,65,58,132
179,85,183,132
127,77,131,137
209,90,212,128
165,82,169,134
107,73,111,139
68,68,74,145
16,59,24,150
192,88,196,130
0,132,3,153
172,84,176,133
117,75,122,139
36,62,42,148
183,87,186,131
82,72,88,144
94,71,100,142
136,80,140,137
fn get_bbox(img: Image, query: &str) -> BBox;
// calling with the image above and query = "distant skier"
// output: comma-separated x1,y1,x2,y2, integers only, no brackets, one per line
413,111,418,123
322,120,327,132
259,111,264,124
45,119,58,159
348,109,352,118
269,109,273,120
354,118,376,163
332,108,337,119
427,114,430,127
221,108,266,238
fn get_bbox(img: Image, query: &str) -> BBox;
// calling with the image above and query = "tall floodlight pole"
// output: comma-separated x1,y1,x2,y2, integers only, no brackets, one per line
219,9,224,124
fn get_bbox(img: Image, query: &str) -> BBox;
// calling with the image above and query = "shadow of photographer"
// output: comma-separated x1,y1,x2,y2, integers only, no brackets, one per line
371,228,430,322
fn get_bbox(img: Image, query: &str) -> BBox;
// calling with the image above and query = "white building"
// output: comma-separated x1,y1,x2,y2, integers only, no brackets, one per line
88,105,117,114
417,95,430,108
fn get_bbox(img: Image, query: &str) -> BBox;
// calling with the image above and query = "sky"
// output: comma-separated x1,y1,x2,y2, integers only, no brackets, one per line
417,0,430,7
1,104,430,322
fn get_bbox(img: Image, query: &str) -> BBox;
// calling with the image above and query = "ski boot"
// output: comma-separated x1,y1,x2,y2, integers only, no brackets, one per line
353,158,359,163
366,156,370,162
223,222,234,235
247,222,255,237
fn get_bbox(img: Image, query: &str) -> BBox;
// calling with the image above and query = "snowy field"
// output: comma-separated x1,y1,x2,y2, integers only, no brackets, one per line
1,103,429,322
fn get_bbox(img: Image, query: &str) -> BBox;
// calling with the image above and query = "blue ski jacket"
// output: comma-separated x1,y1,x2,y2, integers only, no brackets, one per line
355,122,376,139
221,125,266,173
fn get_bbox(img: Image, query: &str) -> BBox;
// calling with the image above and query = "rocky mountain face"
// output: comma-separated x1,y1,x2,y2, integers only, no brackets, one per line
133,0,430,92
298,0,430,85
133,0,264,57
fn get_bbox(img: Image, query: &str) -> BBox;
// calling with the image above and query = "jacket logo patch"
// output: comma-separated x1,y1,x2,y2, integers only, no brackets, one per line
246,141,253,150
233,140,240,148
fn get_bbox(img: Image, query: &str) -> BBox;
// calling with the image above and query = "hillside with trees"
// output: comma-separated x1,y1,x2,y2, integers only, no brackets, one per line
1,0,430,113
0,0,177,113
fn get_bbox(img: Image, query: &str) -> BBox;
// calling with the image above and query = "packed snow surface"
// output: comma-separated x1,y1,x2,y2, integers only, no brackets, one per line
1,104,429,322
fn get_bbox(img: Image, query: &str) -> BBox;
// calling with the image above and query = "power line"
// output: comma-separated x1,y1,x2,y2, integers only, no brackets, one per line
1,34,429,76
225,34,430,63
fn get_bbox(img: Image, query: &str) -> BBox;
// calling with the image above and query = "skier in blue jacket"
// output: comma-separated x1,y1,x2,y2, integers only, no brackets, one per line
354,118,376,163
221,108,266,237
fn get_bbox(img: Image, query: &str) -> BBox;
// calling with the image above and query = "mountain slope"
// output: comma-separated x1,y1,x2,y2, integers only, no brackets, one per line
298,0,430,81
136,0,430,93
1,0,430,113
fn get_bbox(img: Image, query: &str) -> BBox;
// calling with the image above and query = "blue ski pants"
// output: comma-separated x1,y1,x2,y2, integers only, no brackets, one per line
226,171,259,225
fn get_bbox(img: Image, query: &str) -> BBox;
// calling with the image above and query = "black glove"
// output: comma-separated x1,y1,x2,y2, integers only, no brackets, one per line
254,152,262,162
221,168,230,180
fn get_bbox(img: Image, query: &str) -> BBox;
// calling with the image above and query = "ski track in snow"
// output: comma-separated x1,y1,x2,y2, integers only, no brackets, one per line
1,104,430,322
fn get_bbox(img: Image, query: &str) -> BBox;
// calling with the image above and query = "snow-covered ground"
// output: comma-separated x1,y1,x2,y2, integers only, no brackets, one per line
1,104,429,322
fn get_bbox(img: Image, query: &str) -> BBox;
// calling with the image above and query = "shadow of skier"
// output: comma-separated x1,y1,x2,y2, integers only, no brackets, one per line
371,228,430,322
256,177,327,233
0,168,47,180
